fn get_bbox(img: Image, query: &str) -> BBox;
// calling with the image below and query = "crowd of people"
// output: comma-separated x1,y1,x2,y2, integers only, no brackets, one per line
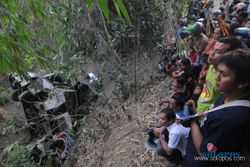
147,0,250,166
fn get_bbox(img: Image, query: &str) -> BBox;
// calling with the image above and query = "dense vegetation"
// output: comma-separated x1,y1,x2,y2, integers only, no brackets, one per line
0,0,188,75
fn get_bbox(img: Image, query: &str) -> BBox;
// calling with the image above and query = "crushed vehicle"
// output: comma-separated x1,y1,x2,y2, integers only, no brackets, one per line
9,72,99,138
9,72,39,101
8,72,100,164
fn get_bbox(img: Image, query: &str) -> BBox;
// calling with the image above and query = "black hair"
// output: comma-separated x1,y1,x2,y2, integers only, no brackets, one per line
219,12,225,20
238,11,248,19
175,76,186,88
219,50,250,86
171,55,178,63
229,22,241,35
242,38,250,48
219,36,243,51
160,107,176,120
180,58,191,67
188,14,197,21
219,7,225,13
171,92,187,109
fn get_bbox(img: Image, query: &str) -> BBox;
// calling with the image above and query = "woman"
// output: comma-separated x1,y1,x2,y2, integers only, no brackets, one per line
160,76,190,107
185,50,250,166
171,76,190,100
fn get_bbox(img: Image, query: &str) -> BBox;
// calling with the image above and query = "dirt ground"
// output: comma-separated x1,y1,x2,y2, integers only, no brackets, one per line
74,75,176,167
0,88,29,152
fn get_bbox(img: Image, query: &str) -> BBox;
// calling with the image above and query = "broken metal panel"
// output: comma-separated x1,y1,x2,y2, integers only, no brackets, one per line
28,78,54,95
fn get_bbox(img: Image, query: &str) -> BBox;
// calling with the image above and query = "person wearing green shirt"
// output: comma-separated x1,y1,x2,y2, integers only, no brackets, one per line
197,37,243,112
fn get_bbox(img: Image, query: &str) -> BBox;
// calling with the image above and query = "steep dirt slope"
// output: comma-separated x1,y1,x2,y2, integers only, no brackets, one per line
75,75,174,167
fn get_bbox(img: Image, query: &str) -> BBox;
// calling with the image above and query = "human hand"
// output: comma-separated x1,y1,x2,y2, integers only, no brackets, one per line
186,99,195,106
172,71,180,78
159,97,171,106
186,99,196,113
193,85,202,94
198,111,207,117
154,127,166,137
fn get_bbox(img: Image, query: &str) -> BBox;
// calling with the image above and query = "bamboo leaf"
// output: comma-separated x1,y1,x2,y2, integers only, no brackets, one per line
31,0,44,21
98,0,109,20
2,15,10,25
36,56,55,70
112,0,121,16
86,0,94,9
117,0,131,23
0,53,11,72
6,0,18,14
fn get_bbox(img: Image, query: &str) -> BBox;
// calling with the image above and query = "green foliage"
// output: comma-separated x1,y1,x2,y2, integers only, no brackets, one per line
0,0,58,74
0,0,140,79
2,144,38,167
47,0,130,78
108,0,164,54
0,114,25,135
98,0,109,19
114,0,131,23
47,0,91,78
87,0,94,9
92,0,131,23
1,138,63,167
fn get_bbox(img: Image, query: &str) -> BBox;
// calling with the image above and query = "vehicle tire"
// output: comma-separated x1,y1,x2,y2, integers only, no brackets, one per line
11,89,21,101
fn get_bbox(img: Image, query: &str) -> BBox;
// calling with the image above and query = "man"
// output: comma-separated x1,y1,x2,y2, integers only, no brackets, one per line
147,108,190,165
196,37,243,112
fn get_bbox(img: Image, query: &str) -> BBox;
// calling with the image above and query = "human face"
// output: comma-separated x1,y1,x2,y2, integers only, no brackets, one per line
215,64,236,92
179,63,186,70
171,79,181,92
212,13,218,21
245,21,250,28
231,17,238,24
207,42,230,66
213,28,222,40
169,98,177,110
159,113,169,126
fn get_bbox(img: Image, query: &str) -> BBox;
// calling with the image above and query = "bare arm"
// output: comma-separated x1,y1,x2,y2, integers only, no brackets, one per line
160,134,173,155
191,121,203,154
186,99,197,113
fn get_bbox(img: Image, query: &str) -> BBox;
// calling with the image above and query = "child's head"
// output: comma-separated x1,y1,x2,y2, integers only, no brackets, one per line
171,76,186,92
159,107,176,126
170,92,187,111
170,56,178,64
179,58,191,71
245,18,250,28
213,28,223,40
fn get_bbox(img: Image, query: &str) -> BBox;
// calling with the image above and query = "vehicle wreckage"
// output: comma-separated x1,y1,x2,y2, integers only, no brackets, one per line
7,72,100,165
